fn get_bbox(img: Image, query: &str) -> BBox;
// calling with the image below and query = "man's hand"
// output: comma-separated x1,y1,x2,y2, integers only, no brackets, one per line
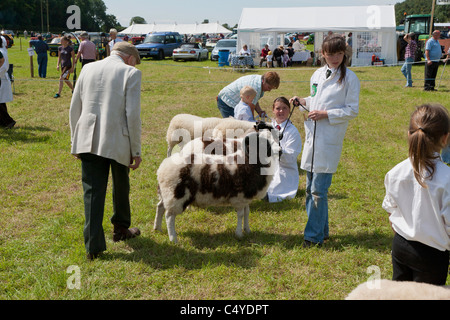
129,156,142,170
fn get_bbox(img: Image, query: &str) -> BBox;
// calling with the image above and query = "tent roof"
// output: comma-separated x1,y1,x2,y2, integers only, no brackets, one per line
119,22,232,35
238,5,396,33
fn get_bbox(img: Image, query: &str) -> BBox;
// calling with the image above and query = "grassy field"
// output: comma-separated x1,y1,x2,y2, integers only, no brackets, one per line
0,38,449,300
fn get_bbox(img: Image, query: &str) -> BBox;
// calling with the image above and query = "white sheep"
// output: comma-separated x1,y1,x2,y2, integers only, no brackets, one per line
155,129,280,243
345,279,450,300
165,114,223,156
165,114,264,156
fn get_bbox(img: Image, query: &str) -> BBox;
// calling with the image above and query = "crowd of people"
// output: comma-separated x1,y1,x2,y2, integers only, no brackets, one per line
0,30,449,287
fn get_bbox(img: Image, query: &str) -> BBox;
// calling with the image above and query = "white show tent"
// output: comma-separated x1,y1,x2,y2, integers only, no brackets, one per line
119,22,233,36
237,5,398,67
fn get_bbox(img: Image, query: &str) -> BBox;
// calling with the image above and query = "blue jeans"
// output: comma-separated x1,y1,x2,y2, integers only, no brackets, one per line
217,96,234,118
37,52,48,78
304,172,333,244
401,57,414,87
442,145,450,164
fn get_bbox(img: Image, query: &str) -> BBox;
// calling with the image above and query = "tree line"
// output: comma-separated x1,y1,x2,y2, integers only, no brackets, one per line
0,0,122,33
395,0,450,25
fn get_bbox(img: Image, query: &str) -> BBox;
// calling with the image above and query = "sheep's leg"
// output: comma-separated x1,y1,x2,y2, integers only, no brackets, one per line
235,208,245,239
165,212,178,243
154,200,165,232
243,205,251,234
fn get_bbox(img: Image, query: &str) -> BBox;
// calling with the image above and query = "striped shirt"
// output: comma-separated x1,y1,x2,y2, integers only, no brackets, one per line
404,40,416,60
218,75,264,108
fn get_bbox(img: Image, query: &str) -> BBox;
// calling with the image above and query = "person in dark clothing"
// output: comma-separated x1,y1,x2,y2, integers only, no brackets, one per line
29,35,49,78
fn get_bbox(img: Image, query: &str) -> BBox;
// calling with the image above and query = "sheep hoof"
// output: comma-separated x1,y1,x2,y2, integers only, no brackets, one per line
235,231,244,240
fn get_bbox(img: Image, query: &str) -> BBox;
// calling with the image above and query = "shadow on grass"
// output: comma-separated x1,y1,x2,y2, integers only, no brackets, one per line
107,235,263,270
0,125,52,143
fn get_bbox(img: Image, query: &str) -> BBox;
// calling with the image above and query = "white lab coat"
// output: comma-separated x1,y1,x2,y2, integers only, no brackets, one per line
267,119,302,202
0,38,13,104
301,66,360,173
382,157,450,252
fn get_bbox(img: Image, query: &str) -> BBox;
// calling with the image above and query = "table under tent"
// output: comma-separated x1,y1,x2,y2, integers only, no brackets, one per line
237,5,398,67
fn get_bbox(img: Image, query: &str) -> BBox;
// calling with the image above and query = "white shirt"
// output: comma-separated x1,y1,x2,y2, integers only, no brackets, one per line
267,119,302,202
301,65,360,173
382,157,450,252
233,100,255,122
108,37,123,52
239,48,251,55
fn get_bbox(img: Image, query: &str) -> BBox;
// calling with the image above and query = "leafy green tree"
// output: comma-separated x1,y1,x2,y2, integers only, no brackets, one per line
395,0,450,25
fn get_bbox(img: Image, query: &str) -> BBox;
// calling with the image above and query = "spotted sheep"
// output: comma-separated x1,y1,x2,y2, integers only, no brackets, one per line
155,127,281,243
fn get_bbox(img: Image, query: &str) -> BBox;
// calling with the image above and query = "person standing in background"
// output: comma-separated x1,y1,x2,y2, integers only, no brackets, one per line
29,35,49,78
424,30,442,91
401,33,417,87
75,32,97,67
107,28,123,56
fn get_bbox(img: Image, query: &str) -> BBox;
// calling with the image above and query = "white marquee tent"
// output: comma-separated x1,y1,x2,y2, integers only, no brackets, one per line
119,22,233,36
237,5,398,67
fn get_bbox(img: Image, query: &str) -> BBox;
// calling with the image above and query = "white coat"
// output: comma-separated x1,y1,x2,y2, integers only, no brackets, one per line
267,119,302,202
70,54,142,167
383,157,450,252
0,39,13,104
301,66,360,173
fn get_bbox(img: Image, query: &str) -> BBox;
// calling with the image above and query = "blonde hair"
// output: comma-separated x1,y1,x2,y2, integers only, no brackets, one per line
408,104,449,187
240,86,257,99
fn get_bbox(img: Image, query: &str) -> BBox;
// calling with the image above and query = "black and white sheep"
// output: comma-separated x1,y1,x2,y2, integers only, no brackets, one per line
155,129,280,243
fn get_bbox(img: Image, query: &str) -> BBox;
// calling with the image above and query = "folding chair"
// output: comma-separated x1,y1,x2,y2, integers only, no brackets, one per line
7,64,14,94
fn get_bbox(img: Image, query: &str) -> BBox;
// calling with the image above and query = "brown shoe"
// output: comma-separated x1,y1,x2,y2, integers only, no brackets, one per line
113,224,141,242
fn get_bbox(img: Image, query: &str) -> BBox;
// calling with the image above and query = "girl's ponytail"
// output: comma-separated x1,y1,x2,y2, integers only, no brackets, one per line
408,104,449,187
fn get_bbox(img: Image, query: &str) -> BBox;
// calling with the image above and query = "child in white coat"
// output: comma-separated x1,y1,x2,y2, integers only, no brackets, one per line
267,97,302,202
290,34,360,247
383,104,450,285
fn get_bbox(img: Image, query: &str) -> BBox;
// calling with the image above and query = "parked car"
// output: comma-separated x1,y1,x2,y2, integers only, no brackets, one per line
205,38,219,51
173,43,209,61
48,32,80,57
136,32,183,60
211,39,237,61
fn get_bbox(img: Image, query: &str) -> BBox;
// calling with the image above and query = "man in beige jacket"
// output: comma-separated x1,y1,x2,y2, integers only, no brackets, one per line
70,42,142,260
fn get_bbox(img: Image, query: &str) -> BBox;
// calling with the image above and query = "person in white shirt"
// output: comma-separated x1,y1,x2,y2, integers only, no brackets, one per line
267,97,302,202
290,34,360,247
233,86,256,122
383,104,450,285
107,28,123,56
239,45,251,56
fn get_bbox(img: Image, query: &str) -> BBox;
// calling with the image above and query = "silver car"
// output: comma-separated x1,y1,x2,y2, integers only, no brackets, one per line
173,43,209,61
211,39,237,61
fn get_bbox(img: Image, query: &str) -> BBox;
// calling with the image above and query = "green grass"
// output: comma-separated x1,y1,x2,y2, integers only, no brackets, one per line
0,38,449,300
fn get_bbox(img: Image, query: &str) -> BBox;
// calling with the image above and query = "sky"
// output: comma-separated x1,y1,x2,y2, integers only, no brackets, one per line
103,0,403,28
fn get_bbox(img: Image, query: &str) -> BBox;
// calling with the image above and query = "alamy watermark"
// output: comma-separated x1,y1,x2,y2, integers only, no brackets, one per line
66,5,81,30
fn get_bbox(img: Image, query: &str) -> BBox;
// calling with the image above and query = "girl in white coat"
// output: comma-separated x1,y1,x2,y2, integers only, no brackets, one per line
291,34,360,246
267,97,302,202
0,36,15,128
383,104,450,285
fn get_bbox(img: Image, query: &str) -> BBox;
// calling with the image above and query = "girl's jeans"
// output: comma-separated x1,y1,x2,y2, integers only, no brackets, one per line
401,57,414,87
304,172,333,244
